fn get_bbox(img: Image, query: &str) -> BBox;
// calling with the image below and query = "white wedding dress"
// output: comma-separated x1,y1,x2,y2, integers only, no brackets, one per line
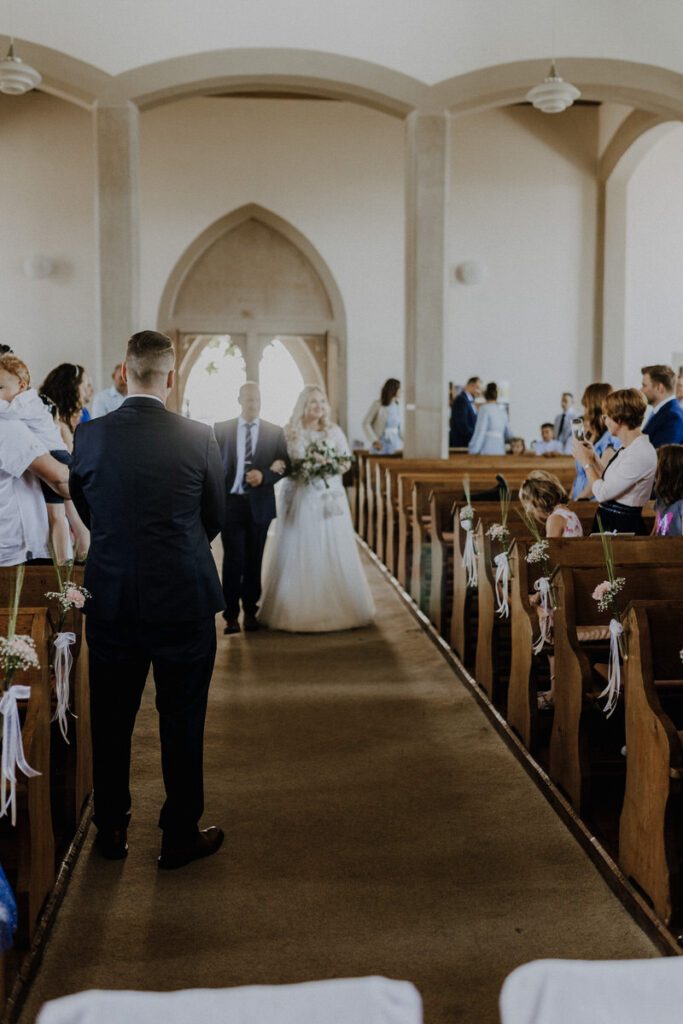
258,424,375,632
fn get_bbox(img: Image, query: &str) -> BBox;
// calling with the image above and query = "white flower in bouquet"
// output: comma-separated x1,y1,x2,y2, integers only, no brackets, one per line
0,635,40,675
45,583,91,612
526,540,550,564
487,522,510,543
459,504,474,527
592,577,625,613
291,439,353,489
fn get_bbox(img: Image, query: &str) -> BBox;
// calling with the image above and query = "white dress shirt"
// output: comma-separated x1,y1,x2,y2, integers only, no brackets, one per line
0,388,66,451
92,385,127,417
592,433,657,507
231,417,260,495
0,419,50,566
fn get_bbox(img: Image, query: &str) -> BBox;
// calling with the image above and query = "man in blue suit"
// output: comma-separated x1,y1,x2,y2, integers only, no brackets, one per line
70,331,226,868
449,376,482,448
641,364,683,448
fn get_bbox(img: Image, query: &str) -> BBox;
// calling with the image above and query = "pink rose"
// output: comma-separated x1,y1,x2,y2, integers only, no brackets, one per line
66,587,86,608
592,581,611,601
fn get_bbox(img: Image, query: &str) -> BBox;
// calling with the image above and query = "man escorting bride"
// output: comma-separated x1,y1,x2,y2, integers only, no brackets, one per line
258,384,375,632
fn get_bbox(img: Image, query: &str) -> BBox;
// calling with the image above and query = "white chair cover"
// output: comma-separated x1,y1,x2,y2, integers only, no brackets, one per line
500,958,683,1024
37,976,422,1024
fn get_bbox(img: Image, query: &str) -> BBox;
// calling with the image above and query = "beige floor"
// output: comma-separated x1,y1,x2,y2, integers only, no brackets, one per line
20,552,658,1024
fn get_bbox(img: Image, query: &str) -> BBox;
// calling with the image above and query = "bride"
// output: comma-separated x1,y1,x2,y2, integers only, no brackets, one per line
258,385,375,632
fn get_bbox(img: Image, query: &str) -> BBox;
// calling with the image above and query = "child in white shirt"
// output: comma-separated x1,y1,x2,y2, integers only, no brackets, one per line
0,354,89,562
533,422,564,457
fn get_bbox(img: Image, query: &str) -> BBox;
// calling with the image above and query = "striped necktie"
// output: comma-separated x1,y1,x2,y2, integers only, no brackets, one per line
243,421,254,489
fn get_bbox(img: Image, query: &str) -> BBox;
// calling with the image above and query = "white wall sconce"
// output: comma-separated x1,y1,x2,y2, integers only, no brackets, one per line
0,40,41,95
454,260,488,286
23,254,55,279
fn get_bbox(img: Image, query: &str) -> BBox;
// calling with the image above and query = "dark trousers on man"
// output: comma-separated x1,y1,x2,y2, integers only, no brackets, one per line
221,493,270,620
86,615,217,843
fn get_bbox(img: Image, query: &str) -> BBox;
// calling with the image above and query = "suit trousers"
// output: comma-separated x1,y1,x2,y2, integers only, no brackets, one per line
221,494,271,619
86,615,217,843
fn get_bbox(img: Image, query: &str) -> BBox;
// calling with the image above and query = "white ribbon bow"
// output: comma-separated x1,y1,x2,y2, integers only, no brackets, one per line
462,524,478,589
494,552,510,618
0,686,40,826
598,618,624,718
533,577,554,654
52,632,76,744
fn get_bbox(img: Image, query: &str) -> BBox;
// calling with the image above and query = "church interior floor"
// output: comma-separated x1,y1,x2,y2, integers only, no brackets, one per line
19,550,658,1024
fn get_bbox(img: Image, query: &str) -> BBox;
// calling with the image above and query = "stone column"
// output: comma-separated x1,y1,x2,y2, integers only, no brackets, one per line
404,110,449,458
94,101,140,384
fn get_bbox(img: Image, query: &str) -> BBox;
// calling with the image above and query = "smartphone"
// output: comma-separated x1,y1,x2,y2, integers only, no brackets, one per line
571,417,584,441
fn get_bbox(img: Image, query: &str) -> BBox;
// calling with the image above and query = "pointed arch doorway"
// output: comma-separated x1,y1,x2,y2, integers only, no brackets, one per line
158,205,346,427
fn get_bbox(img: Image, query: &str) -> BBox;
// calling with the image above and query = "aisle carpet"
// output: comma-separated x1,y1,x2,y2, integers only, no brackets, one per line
20,552,658,1023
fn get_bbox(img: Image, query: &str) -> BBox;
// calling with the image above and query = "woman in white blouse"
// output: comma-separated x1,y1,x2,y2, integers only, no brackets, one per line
573,388,656,534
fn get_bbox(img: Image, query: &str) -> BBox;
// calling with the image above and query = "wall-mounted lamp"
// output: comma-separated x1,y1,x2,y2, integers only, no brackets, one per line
23,254,55,279
454,261,488,286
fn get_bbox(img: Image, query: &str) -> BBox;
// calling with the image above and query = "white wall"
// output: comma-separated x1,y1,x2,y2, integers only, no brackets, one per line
624,125,683,386
448,105,598,445
0,93,95,387
139,97,405,443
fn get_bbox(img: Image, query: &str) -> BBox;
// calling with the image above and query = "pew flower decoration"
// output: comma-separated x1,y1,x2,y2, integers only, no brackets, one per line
0,566,41,827
460,475,478,589
489,486,513,618
45,556,90,744
518,511,555,654
593,521,627,718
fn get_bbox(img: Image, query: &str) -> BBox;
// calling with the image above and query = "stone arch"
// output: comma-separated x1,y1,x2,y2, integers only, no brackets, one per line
158,204,347,423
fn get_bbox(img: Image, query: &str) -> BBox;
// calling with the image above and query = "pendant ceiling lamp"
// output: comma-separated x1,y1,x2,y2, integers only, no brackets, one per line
0,38,41,94
526,60,580,114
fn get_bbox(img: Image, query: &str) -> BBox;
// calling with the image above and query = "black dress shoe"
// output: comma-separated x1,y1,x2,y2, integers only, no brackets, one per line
223,619,241,635
243,614,259,632
94,827,128,860
158,826,225,870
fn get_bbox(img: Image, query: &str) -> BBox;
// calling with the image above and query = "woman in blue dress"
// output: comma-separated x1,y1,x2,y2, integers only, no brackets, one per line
571,382,620,500
363,378,403,455
468,382,512,455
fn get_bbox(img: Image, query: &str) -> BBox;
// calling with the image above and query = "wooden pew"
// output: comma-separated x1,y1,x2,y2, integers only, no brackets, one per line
618,600,683,925
0,609,54,947
548,538,683,814
429,491,459,636
0,568,92,852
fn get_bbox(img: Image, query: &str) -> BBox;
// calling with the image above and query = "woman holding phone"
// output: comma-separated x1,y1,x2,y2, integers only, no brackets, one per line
570,382,621,500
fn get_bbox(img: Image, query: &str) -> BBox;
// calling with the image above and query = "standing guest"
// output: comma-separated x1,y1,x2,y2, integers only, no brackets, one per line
449,376,481,448
574,388,656,534
571,382,620,500
362,378,403,454
652,445,683,536
92,363,127,417
214,382,290,636
40,363,89,450
533,423,563,456
468,382,512,455
675,370,683,409
79,372,94,423
70,331,226,867
553,392,576,452
641,364,683,448
0,418,69,566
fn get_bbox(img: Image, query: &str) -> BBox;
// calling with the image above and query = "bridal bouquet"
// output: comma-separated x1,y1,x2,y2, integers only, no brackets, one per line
290,439,353,489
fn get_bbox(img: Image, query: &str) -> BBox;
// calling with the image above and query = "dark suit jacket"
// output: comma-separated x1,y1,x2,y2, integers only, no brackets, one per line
213,418,290,526
449,391,477,448
642,400,683,449
70,397,225,622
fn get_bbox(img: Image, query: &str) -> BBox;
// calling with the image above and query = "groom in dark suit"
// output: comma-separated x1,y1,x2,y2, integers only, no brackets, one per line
214,382,290,635
70,331,226,869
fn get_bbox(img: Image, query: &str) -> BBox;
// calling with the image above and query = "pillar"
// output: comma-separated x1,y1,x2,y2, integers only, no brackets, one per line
94,101,140,384
404,110,449,458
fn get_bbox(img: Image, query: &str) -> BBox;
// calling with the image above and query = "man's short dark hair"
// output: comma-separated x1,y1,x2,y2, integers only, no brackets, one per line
466,376,480,386
641,364,675,392
562,392,573,400
0,344,13,356
126,331,175,386
541,422,554,430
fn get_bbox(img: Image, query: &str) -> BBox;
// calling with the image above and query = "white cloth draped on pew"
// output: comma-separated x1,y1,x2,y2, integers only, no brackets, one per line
500,958,683,1024
36,976,422,1024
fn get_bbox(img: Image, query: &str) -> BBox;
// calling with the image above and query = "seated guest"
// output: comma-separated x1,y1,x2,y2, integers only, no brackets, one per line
468,382,512,455
362,378,403,454
574,388,656,534
553,392,577,453
449,376,481,448
508,437,527,456
571,382,620,500
641,364,683,448
533,423,563,456
653,444,683,536
92,363,127,418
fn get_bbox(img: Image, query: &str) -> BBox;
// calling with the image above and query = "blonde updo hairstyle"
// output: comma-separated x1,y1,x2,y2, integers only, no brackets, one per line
519,470,569,525
285,384,332,445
